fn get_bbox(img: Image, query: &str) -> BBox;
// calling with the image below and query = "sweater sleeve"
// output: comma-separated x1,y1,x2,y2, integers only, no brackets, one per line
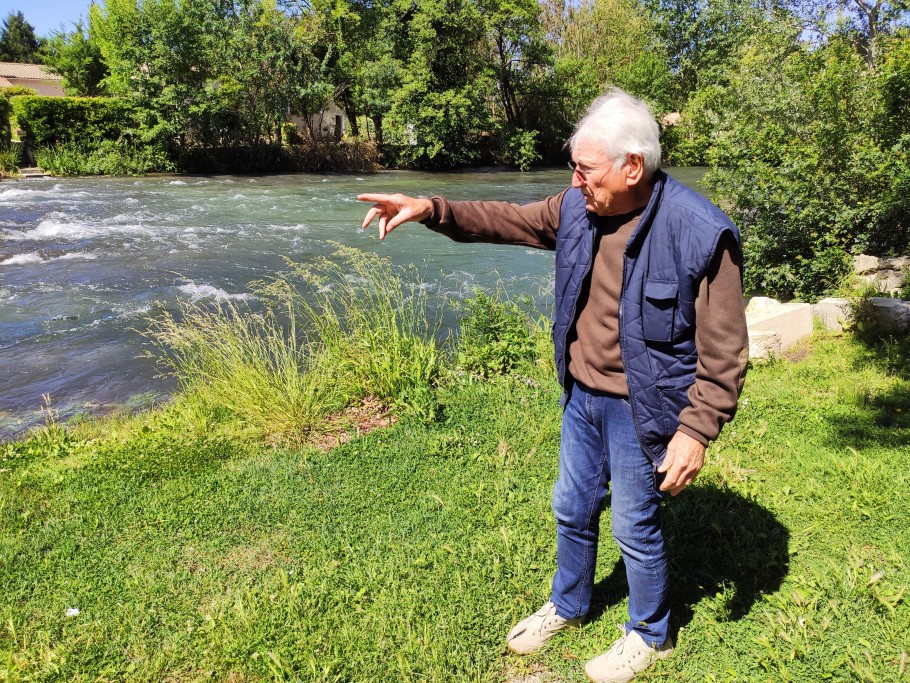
420,190,566,251
677,232,749,445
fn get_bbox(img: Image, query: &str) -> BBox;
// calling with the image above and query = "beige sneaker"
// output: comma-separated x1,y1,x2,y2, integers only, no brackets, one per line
506,601,581,654
584,629,673,682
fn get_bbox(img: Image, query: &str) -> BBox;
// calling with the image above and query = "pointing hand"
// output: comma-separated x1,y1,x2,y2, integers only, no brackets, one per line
357,193,433,240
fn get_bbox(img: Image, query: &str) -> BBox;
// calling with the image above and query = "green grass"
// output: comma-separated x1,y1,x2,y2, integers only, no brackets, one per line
2,326,909,680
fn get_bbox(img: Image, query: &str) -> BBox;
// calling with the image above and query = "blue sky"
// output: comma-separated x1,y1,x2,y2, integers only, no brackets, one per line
1,1,94,37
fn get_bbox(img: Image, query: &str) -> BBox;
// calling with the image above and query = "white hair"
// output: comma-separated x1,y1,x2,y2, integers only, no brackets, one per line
569,88,662,178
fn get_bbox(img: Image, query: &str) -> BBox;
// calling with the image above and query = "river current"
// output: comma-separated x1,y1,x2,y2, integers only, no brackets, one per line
0,168,705,438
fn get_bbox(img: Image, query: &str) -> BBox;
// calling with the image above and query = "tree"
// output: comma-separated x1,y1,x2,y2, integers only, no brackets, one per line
787,0,910,64
41,20,109,96
0,11,42,63
380,0,498,168
706,26,910,299
644,0,784,101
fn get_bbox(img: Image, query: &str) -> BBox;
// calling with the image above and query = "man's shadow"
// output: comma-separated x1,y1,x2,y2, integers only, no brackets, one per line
588,483,789,630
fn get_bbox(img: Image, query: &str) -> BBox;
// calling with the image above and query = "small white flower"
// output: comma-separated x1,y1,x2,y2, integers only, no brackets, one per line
65,608,80,617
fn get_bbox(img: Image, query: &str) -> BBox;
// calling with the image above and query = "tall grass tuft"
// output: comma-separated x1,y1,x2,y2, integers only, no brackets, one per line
146,300,343,446
262,244,443,419
145,246,442,445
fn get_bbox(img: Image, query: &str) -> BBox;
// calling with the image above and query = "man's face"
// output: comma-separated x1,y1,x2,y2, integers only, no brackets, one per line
570,139,631,217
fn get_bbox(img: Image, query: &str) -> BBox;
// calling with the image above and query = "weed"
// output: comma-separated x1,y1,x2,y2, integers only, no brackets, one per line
453,288,551,379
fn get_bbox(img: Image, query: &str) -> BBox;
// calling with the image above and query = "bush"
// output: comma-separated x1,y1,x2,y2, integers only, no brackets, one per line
453,289,550,379
11,95,138,147
706,34,910,300
146,246,441,444
501,128,542,172
0,144,22,175
176,141,379,174
0,91,16,146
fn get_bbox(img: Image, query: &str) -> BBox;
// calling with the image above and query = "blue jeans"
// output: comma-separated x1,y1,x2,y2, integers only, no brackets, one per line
550,381,670,646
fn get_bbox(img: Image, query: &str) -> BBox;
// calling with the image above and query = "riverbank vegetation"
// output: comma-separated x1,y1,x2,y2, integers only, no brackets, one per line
2,0,909,296
1,251,908,680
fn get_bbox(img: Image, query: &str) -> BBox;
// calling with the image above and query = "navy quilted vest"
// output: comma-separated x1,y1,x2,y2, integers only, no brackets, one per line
554,170,740,463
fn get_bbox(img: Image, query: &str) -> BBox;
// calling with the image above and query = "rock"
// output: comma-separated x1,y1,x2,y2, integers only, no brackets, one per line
814,297,852,332
853,254,881,274
871,297,910,334
853,254,909,295
745,296,781,314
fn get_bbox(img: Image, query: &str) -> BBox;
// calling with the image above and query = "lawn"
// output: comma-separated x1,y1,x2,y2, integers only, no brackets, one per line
1,333,908,682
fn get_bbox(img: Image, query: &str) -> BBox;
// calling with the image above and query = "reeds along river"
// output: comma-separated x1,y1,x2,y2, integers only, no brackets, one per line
0,168,706,438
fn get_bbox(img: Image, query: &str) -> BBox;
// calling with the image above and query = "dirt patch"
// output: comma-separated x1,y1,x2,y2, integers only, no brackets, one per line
781,345,812,362
307,397,398,451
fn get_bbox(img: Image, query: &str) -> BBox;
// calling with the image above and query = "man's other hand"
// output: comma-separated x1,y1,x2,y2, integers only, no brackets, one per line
657,431,706,496
357,193,434,240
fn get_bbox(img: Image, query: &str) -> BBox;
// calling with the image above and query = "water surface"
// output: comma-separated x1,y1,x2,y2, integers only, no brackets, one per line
0,167,706,438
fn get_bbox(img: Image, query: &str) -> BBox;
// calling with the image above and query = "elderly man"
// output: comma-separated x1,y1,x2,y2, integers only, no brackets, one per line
358,89,748,683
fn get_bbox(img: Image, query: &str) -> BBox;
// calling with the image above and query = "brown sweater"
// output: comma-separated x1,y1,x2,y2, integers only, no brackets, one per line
422,189,749,445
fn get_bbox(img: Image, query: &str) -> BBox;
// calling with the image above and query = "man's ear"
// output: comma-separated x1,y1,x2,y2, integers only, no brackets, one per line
625,153,645,187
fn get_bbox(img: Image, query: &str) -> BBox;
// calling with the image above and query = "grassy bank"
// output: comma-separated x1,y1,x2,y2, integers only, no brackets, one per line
1,263,908,681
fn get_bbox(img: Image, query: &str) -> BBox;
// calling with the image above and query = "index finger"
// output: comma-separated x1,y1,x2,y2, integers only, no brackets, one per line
357,193,392,203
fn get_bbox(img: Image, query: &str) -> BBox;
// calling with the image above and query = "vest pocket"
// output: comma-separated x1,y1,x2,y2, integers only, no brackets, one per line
642,279,678,342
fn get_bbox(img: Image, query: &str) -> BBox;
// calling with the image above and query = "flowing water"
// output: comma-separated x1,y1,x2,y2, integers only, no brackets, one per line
0,167,706,438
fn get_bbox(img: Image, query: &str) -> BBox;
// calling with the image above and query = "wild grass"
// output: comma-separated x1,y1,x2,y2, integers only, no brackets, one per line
0,146,20,176
1,269,908,681
146,247,448,445
35,141,174,176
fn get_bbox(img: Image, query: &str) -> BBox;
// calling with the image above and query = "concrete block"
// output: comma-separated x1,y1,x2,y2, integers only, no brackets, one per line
746,302,814,353
814,297,852,332
748,330,781,360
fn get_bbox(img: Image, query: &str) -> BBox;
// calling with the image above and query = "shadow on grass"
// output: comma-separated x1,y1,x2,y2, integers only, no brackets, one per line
587,483,790,633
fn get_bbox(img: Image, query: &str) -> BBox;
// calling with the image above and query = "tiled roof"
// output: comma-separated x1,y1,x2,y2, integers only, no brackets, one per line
0,76,13,87
0,62,62,81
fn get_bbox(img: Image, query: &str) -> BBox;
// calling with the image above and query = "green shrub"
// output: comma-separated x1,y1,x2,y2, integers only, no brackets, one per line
706,34,910,300
176,141,379,174
0,144,20,174
502,128,541,171
146,246,441,444
11,95,138,147
453,289,550,379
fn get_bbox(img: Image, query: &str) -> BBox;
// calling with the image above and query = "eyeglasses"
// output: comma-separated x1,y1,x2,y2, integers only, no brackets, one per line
568,160,597,180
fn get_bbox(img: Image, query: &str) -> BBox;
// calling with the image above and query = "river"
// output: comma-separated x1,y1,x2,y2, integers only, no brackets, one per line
0,167,707,438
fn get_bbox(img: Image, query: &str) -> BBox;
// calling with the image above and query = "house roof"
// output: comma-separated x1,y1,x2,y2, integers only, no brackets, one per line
0,76,12,88
0,62,62,81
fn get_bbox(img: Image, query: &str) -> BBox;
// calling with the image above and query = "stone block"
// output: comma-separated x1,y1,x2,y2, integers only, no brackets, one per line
746,302,814,353
748,330,781,360
814,297,852,332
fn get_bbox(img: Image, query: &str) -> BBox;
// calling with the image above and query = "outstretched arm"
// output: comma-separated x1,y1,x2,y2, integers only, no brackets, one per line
358,193,433,240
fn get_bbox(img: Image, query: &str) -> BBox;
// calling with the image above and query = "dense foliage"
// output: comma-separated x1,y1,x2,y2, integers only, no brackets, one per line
11,95,137,146
9,0,910,297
